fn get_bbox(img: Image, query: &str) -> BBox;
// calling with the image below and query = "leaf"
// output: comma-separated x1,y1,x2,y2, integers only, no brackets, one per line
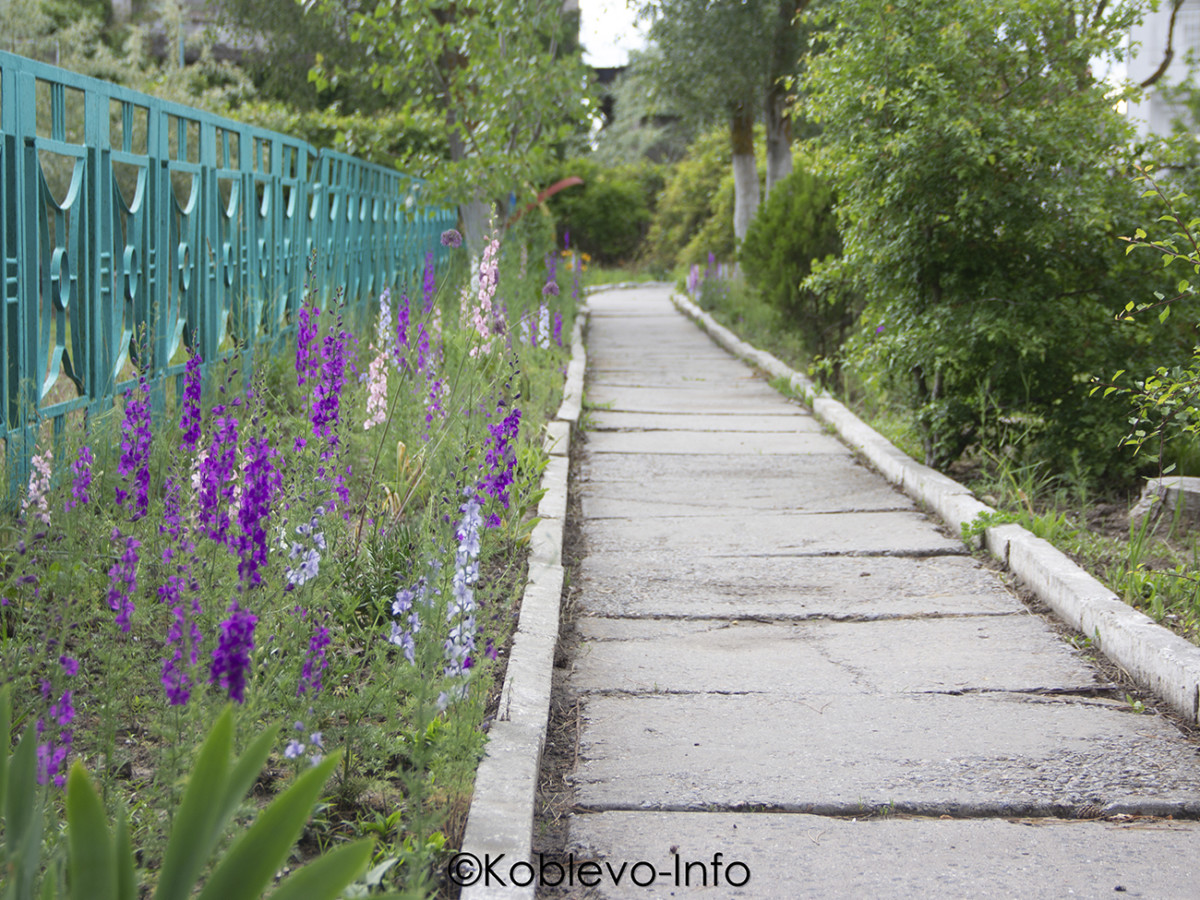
153,707,234,900
156,708,281,900
267,840,375,900
1160,306,1171,323
115,804,137,900
0,683,10,817
67,762,116,900
195,752,341,900
7,722,44,900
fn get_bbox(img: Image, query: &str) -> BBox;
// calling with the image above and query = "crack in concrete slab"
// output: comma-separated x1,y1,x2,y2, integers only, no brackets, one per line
579,611,1026,624
573,696,768,700
714,548,972,559
916,691,1123,705
586,507,917,520
567,799,1200,820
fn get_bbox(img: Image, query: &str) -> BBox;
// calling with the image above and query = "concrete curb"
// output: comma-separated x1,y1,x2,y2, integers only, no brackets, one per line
672,292,1200,725
458,306,588,900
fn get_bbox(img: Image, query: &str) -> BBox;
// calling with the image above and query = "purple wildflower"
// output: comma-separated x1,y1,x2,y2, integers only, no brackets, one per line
296,304,320,387
553,312,563,347
106,528,141,632
160,589,200,707
396,292,410,362
415,323,431,374
180,352,204,453
297,619,332,697
440,229,463,248
311,322,350,442
210,601,257,703
235,431,279,589
65,445,93,513
422,250,437,312
478,404,522,525
196,404,239,544
116,379,152,520
36,687,74,787
542,281,560,297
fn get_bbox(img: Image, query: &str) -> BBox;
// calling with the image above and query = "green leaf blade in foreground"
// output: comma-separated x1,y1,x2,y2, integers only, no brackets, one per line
266,839,375,900
66,761,116,900
0,683,11,817
195,752,341,900
7,723,45,900
153,706,234,900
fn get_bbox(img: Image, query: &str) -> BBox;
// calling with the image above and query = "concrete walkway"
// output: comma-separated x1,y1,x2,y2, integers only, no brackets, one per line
554,287,1200,898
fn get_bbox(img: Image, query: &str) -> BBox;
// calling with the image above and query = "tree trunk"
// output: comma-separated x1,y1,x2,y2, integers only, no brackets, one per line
764,0,801,198
446,109,491,252
764,82,793,199
731,107,759,243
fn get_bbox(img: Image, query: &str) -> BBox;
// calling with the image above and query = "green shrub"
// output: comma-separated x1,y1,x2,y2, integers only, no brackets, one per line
640,128,731,272
545,158,664,265
739,166,857,371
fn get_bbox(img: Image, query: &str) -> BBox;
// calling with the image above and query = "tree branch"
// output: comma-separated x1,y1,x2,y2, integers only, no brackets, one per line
1140,0,1185,89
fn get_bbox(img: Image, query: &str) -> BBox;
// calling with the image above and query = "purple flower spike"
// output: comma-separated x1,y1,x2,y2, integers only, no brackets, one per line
106,529,141,632
210,601,258,703
422,250,437,313
65,445,93,513
180,352,204,453
235,432,279,589
116,379,153,520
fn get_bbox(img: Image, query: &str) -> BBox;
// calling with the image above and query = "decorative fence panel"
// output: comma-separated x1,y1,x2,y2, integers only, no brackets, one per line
0,50,455,485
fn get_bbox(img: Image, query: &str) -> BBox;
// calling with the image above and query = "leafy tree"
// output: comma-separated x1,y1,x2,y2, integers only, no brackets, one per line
739,164,857,379
306,0,595,250
545,157,664,265
211,0,381,112
804,0,1175,478
640,126,733,271
591,49,697,166
637,0,811,242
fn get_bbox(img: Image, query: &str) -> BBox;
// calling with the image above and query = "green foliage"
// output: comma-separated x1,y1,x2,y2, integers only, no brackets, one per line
231,101,445,171
1104,165,1200,468
739,164,857,370
641,128,734,271
591,51,698,166
306,0,595,207
546,158,664,265
0,692,375,900
803,0,1184,485
210,0,380,112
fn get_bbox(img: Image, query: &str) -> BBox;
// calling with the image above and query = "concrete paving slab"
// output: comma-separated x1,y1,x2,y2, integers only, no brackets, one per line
570,616,1105,696
586,384,795,414
576,553,1022,619
580,450,857,483
584,429,849,456
587,411,818,432
584,510,964,557
579,453,911,515
573,693,1200,813
565,811,1200,899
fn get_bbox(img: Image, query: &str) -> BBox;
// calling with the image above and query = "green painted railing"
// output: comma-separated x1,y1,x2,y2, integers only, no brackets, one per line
0,50,455,485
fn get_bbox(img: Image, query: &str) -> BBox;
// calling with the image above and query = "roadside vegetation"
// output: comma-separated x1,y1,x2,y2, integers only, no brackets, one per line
548,1,1200,646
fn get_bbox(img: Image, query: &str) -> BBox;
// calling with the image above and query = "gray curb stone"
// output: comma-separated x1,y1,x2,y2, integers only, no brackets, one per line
672,292,1200,725
458,305,590,900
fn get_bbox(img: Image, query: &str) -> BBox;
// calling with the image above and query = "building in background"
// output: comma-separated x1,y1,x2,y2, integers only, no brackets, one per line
1128,0,1200,137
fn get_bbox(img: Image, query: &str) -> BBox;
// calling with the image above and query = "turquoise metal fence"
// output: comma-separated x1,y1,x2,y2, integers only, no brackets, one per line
0,50,455,486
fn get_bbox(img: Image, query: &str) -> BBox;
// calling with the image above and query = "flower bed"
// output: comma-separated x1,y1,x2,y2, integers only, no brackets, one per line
1,222,576,897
